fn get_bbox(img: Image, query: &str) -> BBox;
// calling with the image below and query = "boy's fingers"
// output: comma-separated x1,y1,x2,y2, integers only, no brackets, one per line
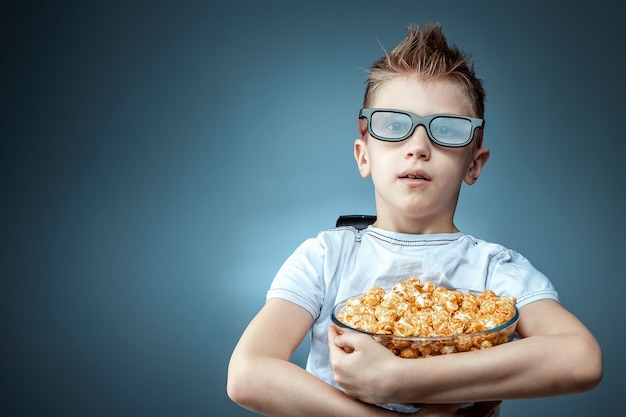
327,325,355,353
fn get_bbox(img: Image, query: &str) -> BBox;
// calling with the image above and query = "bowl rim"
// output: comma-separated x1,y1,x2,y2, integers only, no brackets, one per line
331,288,519,341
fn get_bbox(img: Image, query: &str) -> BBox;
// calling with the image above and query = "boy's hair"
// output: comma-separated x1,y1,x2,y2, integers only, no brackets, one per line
364,24,485,119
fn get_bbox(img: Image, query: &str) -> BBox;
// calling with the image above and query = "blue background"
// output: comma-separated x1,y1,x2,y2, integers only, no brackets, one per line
2,1,623,416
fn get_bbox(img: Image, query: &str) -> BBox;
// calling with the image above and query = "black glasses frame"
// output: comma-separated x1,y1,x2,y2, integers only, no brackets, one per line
359,108,485,147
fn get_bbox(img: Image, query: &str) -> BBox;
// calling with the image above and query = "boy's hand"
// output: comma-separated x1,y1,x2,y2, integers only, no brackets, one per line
328,324,400,404
328,325,500,417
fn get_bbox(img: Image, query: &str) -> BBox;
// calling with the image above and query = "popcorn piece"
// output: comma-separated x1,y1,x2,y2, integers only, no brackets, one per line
336,277,518,358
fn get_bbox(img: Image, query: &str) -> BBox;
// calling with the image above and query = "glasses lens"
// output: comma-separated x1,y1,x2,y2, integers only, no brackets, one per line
429,117,472,145
370,111,412,140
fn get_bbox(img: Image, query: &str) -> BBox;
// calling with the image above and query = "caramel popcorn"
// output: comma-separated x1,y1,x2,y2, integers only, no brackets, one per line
335,277,518,358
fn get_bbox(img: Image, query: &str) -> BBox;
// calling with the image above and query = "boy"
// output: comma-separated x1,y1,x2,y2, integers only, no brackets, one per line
227,24,602,416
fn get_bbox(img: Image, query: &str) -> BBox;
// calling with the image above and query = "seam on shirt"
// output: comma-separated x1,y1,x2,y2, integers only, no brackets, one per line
366,230,477,247
267,288,320,320
320,226,365,243
516,289,559,306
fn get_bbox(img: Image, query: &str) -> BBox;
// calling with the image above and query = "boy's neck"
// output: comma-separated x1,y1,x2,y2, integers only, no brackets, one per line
373,217,460,235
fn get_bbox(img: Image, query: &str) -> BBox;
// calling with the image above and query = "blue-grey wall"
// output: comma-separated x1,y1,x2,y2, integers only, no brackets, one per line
2,1,623,416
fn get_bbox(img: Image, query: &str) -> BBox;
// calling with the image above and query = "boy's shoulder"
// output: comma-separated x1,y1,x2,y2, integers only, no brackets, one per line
315,225,367,244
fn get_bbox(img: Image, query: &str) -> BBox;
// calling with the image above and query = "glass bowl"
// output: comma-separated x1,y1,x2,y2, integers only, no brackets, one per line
331,288,519,358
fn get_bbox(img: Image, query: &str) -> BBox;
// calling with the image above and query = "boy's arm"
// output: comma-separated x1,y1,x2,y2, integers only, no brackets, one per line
227,298,416,417
329,299,603,405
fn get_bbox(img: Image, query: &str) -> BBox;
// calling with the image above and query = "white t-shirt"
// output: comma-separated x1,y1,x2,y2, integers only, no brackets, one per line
266,225,559,409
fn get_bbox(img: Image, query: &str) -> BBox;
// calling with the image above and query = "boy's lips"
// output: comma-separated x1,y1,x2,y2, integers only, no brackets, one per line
399,169,431,188
399,169,431,181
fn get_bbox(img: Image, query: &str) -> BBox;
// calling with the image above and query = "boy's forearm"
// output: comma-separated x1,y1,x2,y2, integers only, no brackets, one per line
228,355,401,417
227,300,407,417
383,332,602,404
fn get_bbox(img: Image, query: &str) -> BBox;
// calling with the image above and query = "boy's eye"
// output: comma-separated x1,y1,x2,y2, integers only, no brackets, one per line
372,113,412,138
430,117,471,141
431,124,454,137
386,121,409,132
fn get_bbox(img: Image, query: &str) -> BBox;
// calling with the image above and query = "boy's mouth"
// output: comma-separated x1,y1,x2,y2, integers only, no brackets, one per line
400,170,430,181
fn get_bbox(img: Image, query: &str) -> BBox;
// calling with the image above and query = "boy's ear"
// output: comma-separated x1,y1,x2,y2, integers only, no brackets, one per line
464,146,490,185
358,119,367,138
474,129,484,148
354,138,371,178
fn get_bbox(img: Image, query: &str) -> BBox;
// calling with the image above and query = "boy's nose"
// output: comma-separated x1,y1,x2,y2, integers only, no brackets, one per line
404,125,431,159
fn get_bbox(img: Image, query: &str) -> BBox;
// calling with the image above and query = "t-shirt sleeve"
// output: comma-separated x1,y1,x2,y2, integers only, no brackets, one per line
266,237,326,320
488,248,560,309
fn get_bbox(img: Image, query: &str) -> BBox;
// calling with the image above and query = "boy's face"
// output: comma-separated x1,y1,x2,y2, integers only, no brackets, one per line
354,74,489,234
